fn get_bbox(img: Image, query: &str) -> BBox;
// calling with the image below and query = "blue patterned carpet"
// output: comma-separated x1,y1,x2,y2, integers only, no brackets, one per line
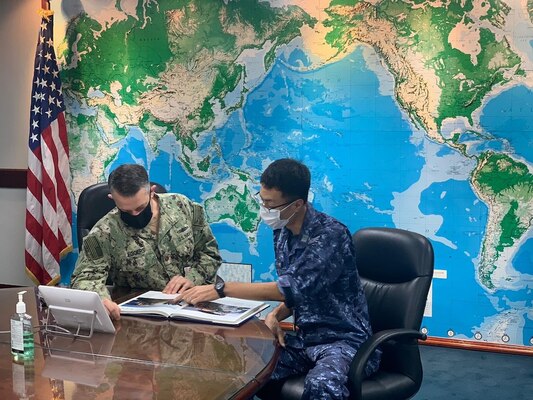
414,344,533,400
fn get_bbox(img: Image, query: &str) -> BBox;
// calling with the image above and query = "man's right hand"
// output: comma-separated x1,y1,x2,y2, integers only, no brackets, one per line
163,275,194,294
102,298,121,320
264,310,286,347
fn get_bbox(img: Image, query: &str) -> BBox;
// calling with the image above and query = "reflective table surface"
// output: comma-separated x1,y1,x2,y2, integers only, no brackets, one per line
0,287,279,399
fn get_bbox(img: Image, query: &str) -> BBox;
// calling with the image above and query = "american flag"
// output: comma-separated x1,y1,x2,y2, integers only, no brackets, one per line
25,11,72,285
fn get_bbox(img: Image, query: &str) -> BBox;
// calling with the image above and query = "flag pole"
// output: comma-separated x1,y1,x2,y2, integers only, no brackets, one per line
41,1,49,11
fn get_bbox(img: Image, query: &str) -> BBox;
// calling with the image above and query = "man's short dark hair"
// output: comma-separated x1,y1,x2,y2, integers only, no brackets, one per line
260,158,310,202
108,164,150,197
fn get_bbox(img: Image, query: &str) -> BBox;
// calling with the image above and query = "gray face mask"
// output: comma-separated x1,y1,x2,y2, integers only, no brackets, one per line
120,200,152,229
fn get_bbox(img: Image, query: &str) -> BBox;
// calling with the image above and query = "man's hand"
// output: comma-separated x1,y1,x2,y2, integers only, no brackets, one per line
102,298,121,320
179,284,218,304
264,310,285,347
163,275,194,294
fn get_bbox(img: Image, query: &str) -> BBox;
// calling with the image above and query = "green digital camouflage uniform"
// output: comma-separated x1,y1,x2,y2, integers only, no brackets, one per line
71,193,221,299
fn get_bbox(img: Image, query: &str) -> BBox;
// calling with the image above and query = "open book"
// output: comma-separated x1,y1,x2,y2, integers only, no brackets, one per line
118,291,269,326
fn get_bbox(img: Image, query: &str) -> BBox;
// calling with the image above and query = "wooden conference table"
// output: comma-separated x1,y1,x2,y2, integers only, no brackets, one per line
0,287,279,400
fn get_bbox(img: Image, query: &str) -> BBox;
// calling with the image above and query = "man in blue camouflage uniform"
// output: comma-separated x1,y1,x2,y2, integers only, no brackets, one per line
71,164,221,320
181,158,380,400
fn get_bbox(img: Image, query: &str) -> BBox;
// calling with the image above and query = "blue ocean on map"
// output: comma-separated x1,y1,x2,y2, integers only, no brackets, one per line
64,46,532,344
203,47,494,338
512,238,533,274
480,85,533,163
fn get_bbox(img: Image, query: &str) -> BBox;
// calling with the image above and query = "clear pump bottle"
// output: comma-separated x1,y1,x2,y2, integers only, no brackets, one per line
10,291,34,362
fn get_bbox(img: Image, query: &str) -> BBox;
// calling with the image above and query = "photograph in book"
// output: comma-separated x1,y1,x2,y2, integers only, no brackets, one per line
118,291,269,326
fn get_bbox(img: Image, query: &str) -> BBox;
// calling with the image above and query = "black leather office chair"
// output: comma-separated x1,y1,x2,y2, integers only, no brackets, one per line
258,227,434,400
76,181,167,250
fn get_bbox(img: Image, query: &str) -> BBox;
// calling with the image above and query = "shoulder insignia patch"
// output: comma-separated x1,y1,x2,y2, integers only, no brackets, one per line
83,236,104,261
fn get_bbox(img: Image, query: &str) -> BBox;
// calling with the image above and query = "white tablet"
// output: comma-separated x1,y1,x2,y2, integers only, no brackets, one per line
38,286,115,335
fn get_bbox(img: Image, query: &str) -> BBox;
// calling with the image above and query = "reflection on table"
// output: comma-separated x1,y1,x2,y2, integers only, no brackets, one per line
2,347,262,400
0,287,279,399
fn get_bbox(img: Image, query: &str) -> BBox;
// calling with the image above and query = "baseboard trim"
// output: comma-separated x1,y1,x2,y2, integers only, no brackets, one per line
279,322,532,356
422,336,532,356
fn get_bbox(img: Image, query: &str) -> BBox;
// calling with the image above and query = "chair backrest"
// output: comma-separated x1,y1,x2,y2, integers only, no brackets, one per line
76,182,167,250
353,227,434,379
353,227,434,333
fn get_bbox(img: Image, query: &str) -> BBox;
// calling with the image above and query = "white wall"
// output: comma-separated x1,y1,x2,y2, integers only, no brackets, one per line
0,0,41,285
0,189,31,285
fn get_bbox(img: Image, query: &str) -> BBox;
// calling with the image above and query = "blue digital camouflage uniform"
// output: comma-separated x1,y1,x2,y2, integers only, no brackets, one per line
271,205,380,400
71,193,221,299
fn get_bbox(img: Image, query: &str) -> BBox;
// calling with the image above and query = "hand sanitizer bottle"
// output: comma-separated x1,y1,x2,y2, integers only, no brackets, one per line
10,291,34,362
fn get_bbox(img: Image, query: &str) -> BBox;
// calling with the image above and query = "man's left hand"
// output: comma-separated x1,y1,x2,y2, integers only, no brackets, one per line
163,275,194,294
179,285,218,304
264,311,286,347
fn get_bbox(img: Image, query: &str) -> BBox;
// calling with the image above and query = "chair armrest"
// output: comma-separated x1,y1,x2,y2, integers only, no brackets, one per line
348,328,427,394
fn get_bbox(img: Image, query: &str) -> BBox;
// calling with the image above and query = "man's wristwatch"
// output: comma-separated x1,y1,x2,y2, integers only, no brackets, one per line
214,276,226,298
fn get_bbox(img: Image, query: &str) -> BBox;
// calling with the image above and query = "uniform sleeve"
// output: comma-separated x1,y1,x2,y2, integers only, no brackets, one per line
277,227,354,309
184,203,221,285
70,231,113,300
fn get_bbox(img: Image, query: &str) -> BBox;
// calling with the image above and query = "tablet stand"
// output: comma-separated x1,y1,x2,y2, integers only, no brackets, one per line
43,305,97,339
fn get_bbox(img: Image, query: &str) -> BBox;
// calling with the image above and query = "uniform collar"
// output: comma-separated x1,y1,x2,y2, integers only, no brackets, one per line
278,203,315,248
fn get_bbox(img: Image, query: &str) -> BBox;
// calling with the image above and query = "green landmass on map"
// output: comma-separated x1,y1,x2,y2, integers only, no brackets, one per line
204,184,260,234
472,152,533,290
60,0,314,232
323,0,524,140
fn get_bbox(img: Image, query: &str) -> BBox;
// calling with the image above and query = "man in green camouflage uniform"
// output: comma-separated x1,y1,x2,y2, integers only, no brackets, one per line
70,164,221,319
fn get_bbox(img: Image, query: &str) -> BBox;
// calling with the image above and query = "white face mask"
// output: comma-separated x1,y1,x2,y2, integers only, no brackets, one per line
259,202,297,230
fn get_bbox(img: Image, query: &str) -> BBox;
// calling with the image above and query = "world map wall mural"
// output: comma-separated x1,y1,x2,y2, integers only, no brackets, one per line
53,0,532,347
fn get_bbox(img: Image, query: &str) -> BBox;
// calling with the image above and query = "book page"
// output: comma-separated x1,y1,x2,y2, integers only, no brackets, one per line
119,292,185,317
119,291,269,325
